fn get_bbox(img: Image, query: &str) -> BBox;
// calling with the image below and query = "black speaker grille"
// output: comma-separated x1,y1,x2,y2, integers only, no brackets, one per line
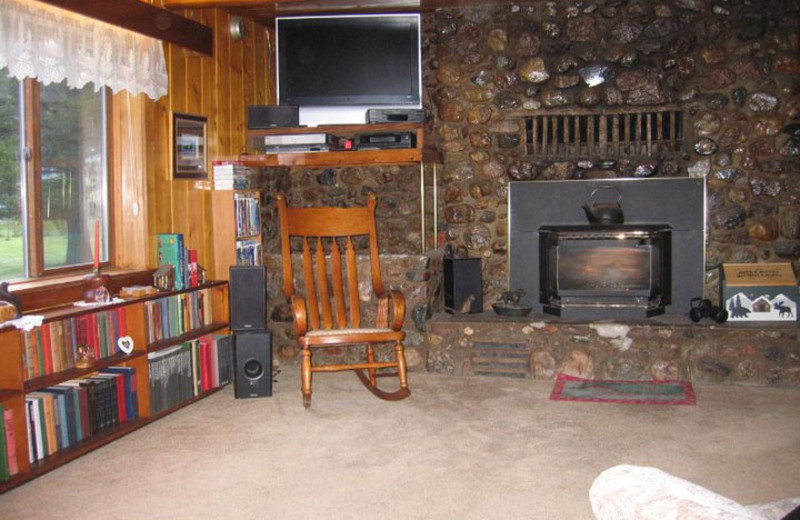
230,266,267,331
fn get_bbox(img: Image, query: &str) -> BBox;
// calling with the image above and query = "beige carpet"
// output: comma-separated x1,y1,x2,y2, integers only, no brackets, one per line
1,371,799,520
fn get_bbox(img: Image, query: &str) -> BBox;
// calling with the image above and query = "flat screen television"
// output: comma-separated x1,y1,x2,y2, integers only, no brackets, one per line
276,14,422,127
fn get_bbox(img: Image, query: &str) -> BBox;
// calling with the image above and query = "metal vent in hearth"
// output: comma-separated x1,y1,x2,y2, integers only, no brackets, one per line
524,107,684,159
470,341,530,378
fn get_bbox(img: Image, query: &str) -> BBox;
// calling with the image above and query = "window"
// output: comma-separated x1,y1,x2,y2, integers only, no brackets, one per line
0,69,109,281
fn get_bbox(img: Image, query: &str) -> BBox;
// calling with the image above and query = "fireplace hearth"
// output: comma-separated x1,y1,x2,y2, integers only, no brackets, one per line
539,225,671,319
509,178,705,320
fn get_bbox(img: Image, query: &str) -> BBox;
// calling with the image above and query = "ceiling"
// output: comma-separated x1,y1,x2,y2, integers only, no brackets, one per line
162,0,506,25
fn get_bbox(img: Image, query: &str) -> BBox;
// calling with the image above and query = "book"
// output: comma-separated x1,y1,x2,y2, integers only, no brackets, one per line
3,407,18,476
157,233,186,291
100,367,139,421
0,403,9,481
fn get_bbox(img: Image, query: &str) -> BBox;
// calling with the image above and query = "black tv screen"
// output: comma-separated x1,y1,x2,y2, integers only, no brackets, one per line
276,14,421,125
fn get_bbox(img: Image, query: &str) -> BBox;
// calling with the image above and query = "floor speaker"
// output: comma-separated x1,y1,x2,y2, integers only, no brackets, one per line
234,331,272,398
444,258,483,314
230,265,266,331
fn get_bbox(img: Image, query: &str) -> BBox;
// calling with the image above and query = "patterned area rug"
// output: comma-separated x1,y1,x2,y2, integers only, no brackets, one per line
550,374,696,405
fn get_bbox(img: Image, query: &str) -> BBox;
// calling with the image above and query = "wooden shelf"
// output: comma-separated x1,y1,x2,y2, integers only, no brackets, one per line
242,122,440,168
0,281,231,493
22,351,147,393
147,322,230,354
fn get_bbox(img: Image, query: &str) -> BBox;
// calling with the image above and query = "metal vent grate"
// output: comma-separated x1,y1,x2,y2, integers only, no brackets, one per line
470,341,530,378
524,107,684,159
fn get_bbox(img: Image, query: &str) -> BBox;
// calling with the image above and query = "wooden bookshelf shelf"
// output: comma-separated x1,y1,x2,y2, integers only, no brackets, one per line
0,281,231,493
147,322,229,354
22,351,147,393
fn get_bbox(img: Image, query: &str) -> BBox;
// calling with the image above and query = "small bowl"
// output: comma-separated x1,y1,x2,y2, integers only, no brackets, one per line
491,303,533,317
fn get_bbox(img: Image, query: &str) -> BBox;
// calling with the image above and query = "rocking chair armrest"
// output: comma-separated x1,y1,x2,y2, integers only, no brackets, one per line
377,289,406,331
290,294,309,337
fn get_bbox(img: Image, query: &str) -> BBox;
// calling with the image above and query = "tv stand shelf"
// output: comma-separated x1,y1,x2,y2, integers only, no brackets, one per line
241,122,440,167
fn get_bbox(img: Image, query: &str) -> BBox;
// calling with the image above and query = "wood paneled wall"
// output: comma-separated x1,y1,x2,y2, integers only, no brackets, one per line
115,8,273,279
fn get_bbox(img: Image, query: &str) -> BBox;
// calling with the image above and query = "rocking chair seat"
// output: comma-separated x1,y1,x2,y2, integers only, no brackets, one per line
276,193,411,406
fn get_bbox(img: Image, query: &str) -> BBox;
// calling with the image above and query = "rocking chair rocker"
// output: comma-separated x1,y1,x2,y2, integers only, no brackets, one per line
276,193,410,407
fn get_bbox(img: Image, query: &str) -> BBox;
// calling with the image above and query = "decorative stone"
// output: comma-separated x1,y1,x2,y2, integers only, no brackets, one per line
643,17,679,39
677,56,696,77
579,64,612,87
518,58,550,84
496,133,520,148
471,69,494,87
779,138,800,156
492,92,521,110
560,350,594,378
747,92,779,113
541,89,572,107
444,204,475,224
699,45,726,65
615,71,667,104
714,168,743,182
506,161,539,181
469,180,493,199
783,123,800,139
553,74,580,89
693,113,722,136
467,105,492,126
701,68,737,90
578,88,602,106
436,61,465,85
749,176,782,197
705,94,729,110
465,224,492,250
494,70,519,90
566,15,597,42
554,56,579,73
711,204,746,230
487,28,508,52
481,161,505,179
438,100,465,122
694,138,718,156
604,87,624,106
738,22,766,41
632,161,659,178
468,131,492,149
514,32,541,56
316,169,336,186
541,20,561,38
748,219,779,242
610,19,642,43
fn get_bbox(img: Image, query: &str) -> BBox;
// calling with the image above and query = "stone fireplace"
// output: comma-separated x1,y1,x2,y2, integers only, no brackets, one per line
509,178,706,319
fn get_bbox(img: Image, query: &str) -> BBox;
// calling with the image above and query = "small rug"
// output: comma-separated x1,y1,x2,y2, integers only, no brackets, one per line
550,374,696,405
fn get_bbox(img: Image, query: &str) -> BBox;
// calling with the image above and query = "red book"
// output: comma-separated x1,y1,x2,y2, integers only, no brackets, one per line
41,323,54,375
4,408,19,476
116,307,127,339
199,340,211,392
86,313,100,361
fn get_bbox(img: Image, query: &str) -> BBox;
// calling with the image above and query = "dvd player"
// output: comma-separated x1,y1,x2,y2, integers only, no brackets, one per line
355,132,416,149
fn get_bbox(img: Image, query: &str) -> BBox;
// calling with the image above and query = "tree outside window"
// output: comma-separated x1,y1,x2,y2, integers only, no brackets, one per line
0,69,109,281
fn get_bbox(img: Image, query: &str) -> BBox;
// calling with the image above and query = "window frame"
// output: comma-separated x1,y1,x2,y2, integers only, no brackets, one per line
18,78,115,279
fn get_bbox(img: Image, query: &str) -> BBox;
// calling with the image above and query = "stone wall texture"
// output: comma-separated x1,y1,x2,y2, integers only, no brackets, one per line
423,0,800,304
252,1,800,378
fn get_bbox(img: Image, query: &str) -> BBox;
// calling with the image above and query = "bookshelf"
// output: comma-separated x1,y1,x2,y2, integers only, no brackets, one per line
0,281,230,493
211,189,263,281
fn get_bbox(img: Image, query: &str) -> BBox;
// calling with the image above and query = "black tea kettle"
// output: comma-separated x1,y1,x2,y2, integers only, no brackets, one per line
582,185,624,225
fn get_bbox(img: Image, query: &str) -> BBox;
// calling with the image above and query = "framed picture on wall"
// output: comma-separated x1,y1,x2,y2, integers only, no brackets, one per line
173,112,208,179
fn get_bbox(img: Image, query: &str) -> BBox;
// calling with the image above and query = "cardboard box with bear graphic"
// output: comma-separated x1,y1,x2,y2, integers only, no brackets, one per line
720,263,798,322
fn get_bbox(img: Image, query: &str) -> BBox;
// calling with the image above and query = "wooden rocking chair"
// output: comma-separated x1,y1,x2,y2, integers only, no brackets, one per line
276,193,410,407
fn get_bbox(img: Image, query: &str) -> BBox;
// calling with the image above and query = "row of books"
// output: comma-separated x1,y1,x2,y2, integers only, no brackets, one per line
144,288,215,344
24,367,139,464
236,239,262,266
212,161,252,190
234,192,261,238
157,233,202,291
0,404,18,482
147,334,232,415
22,307,129,381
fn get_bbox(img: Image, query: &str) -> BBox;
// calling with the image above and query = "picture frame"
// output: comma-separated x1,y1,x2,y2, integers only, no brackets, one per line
172,113,208,179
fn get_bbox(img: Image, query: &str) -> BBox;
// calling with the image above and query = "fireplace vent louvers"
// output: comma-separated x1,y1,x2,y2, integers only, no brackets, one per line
524,107,684,159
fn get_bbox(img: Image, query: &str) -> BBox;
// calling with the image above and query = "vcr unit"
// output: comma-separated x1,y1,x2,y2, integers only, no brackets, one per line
355,132,416,150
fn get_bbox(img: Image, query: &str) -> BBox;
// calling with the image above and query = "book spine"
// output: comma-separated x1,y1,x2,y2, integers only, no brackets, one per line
3,408,18,476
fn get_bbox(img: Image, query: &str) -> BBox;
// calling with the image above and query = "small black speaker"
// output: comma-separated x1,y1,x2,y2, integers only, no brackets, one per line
229,266,266,331
247,105,299,129
234,331,272,398
444,258,483,314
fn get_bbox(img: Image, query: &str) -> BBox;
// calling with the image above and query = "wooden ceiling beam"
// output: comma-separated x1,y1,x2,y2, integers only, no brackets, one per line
34,0,214,56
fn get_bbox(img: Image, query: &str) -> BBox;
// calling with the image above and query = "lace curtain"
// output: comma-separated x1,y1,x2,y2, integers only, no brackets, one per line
0,0,168,99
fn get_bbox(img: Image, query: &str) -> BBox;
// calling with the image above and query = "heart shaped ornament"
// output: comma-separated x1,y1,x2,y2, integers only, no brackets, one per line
117,335,135,354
